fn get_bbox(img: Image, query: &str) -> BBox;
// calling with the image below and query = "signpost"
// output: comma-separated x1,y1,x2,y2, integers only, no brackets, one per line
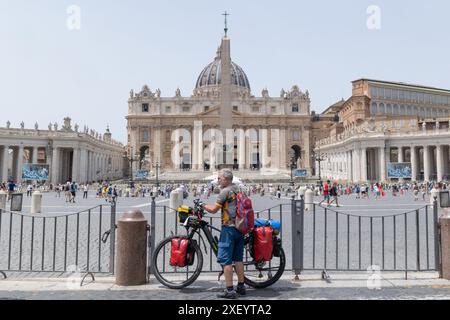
11,193,23,212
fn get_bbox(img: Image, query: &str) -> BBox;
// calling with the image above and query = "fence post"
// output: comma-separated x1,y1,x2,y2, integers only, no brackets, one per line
148,196,156,275
109,202,116,274
434,198,442,277
291,195,304,280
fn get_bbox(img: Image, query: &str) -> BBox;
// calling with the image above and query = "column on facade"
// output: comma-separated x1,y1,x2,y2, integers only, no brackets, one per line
1,146,9,182
153,128,161,169
91,152,96,182
87,151,91,182
238,129,246,170
397,146,404,182
361,148,367,182
32,146,39,164
269,128,280,170
352,149,360,182
79,149,88,183
16,145,24,183
379,146,386,182
209,128,217,171
102,154,107,179
436,144,444,182
346,151,350,181
93,153,98,181
192,122,201,171
51,147,60,185
260,129,269,169
72,148,80,182
423,145,431,182
411,146,418,181
245,128,251,170
303,129,311,173
398,147,404,163
279,128,286,171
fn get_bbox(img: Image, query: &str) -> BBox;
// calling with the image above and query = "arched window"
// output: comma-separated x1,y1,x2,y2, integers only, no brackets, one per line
370,102,377,115
420,108,426,117
407,105,412,116
400,105,406,115
386,104,393,115
393,104,399,115
378,103,385,114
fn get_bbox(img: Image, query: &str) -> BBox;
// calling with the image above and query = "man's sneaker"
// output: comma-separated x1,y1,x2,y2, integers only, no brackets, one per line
236,285,246,296
217,289,237,299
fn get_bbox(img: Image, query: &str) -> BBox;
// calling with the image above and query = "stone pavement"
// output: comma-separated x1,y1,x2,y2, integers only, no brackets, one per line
1,272,450,300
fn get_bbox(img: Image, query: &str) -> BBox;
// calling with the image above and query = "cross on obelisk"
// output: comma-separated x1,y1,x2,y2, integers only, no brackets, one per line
222,11,229,37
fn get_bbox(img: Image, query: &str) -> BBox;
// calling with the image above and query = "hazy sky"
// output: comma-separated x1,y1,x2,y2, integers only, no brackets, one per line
1,0,450,143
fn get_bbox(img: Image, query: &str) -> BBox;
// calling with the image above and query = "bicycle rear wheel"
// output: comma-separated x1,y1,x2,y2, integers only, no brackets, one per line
152,235,203,289
243,247,285,289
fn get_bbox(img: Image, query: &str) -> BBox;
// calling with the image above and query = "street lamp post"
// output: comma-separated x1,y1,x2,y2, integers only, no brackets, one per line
312,148,326,186
128,152,140,182
155,161,160,190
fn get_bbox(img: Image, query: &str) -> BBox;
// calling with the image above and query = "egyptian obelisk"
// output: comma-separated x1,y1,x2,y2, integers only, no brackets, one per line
219,12,233,169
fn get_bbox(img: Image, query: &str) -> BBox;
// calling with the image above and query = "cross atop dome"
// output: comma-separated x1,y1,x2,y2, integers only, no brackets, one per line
222,11,229,37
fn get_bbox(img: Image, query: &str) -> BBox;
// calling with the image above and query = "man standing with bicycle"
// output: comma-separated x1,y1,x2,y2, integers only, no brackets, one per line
203,169,245,299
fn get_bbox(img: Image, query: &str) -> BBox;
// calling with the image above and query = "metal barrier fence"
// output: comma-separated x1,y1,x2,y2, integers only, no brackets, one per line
0,204,116,279
292,198,440,278
148,197,440,279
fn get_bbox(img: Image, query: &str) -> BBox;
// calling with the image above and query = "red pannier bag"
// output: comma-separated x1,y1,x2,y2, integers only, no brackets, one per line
170,238,195,267
253,226,273,262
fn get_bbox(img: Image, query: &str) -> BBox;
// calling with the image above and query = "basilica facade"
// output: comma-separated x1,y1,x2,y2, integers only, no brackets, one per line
126,35,319,177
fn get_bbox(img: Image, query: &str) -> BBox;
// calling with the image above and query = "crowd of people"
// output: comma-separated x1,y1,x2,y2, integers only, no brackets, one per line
1,177,449,208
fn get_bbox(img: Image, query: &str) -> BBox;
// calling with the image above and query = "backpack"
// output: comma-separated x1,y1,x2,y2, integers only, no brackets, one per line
253,226,273,262
169,238,195,267
234,192,255,235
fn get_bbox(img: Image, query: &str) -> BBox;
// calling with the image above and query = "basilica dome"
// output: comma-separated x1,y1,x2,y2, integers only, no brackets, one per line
195,51,251,91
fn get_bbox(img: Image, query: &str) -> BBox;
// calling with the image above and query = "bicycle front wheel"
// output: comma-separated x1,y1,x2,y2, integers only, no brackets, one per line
151,236,203,289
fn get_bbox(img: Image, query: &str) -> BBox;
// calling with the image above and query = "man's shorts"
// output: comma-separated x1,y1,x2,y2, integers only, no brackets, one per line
217,226,244,266
323,194,330,200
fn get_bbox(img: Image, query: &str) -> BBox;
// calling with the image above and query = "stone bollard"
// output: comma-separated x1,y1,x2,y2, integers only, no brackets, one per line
116,210,148,286
431,188,440,206
297,186,307,199
179,188,185,204
439,213,450,280
31,191,42,214
170,189,183,212
0,190,7,210
305,188,314,212
315,187,320,196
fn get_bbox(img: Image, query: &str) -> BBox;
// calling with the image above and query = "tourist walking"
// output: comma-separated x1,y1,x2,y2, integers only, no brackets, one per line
83,184,89,199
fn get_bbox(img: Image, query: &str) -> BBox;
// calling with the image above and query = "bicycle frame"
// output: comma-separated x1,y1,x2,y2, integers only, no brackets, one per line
183,218,221,257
